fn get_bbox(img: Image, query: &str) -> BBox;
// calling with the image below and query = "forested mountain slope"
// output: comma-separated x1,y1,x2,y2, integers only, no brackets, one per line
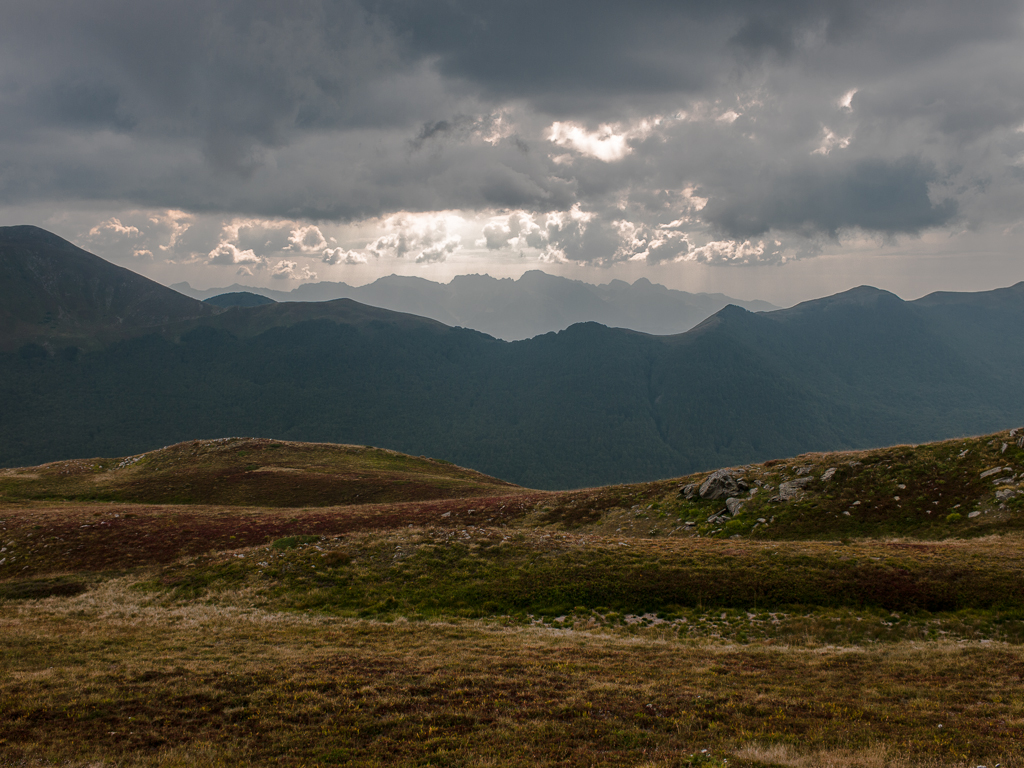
0,225,213,351
3,227,1023,488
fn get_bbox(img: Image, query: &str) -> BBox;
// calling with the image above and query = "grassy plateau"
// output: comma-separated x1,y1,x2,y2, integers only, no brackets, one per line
2,431,1024,766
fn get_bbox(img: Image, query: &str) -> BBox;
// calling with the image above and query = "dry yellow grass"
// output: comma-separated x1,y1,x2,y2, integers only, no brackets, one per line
2,578,1023,767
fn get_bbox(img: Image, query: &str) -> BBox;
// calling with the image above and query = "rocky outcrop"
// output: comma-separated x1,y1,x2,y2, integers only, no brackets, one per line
697,469,749,500
776,476,814,501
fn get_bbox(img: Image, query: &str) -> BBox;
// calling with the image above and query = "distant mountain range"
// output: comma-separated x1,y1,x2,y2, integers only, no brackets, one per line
3,225,1023,489
173,272,778,340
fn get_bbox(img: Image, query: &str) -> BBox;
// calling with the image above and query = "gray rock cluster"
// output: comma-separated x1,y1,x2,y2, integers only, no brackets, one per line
680,468,752,525
698,469,750,500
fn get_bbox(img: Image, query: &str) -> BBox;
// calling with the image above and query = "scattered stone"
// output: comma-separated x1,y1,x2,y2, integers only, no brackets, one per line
980,466,1009,479
1002,442,1009,454
968,510,982,518
684,521,696,527
706,508,732,524
1018,435,1024,449
821,467,837,481
848,460,862,468
897,483,906,490
996,489,1016,501
441,512,451,518
680,483,699,499
843,511,851,516
698,469,749,500
777,476,814,501
795,466,813,476
757,517,766,524
1012,428,1020,437
852,500,861,506
725,497,745,516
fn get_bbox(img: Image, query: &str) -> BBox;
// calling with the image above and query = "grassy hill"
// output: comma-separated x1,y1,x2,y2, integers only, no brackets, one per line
2,431,1024,767
1,427,1021,582
0,436,520,508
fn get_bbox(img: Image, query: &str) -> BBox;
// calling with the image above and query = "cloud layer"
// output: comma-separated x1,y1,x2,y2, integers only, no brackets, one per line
2,0,1023,269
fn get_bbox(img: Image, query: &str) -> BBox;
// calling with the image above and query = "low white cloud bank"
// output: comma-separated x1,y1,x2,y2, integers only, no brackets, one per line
207,242,262,266
271,260,318,281
287,225,329,254
322,247,367,265
367,214,463,264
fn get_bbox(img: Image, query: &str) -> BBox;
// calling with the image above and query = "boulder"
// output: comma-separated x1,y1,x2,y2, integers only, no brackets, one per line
698,469,749,500
679,483,699,499
821,467,837,481
778,476,814,501
725,497,745,516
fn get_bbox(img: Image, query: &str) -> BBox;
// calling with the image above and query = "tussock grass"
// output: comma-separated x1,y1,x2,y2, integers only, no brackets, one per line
2,590,1022,767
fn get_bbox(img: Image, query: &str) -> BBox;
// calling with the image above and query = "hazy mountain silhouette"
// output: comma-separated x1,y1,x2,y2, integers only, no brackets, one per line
172,270,777,339
204,291,277,308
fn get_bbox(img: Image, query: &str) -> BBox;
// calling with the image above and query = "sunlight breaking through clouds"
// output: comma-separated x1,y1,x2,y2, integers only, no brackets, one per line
2,0,1023,296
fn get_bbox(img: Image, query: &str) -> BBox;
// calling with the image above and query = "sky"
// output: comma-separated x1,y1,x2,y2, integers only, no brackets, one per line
2,0,1023,306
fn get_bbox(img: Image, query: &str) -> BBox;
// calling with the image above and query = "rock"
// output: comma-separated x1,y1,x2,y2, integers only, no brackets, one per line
725,497,745,516
996,489,1016,501
795,466,813,476
968,510,982,518
1002,442,1009,454
980,466,1009,479
698,469,749,500
1018,435,1024,449
842,511,851,516
821,467,837,481
680,483,699,499
756,517,767,524
777,476,814,501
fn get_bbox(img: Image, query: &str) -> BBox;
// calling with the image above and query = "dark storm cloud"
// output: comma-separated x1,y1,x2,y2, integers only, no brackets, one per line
702,157,958,239
1,0,1023,262
376,0,1022,108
